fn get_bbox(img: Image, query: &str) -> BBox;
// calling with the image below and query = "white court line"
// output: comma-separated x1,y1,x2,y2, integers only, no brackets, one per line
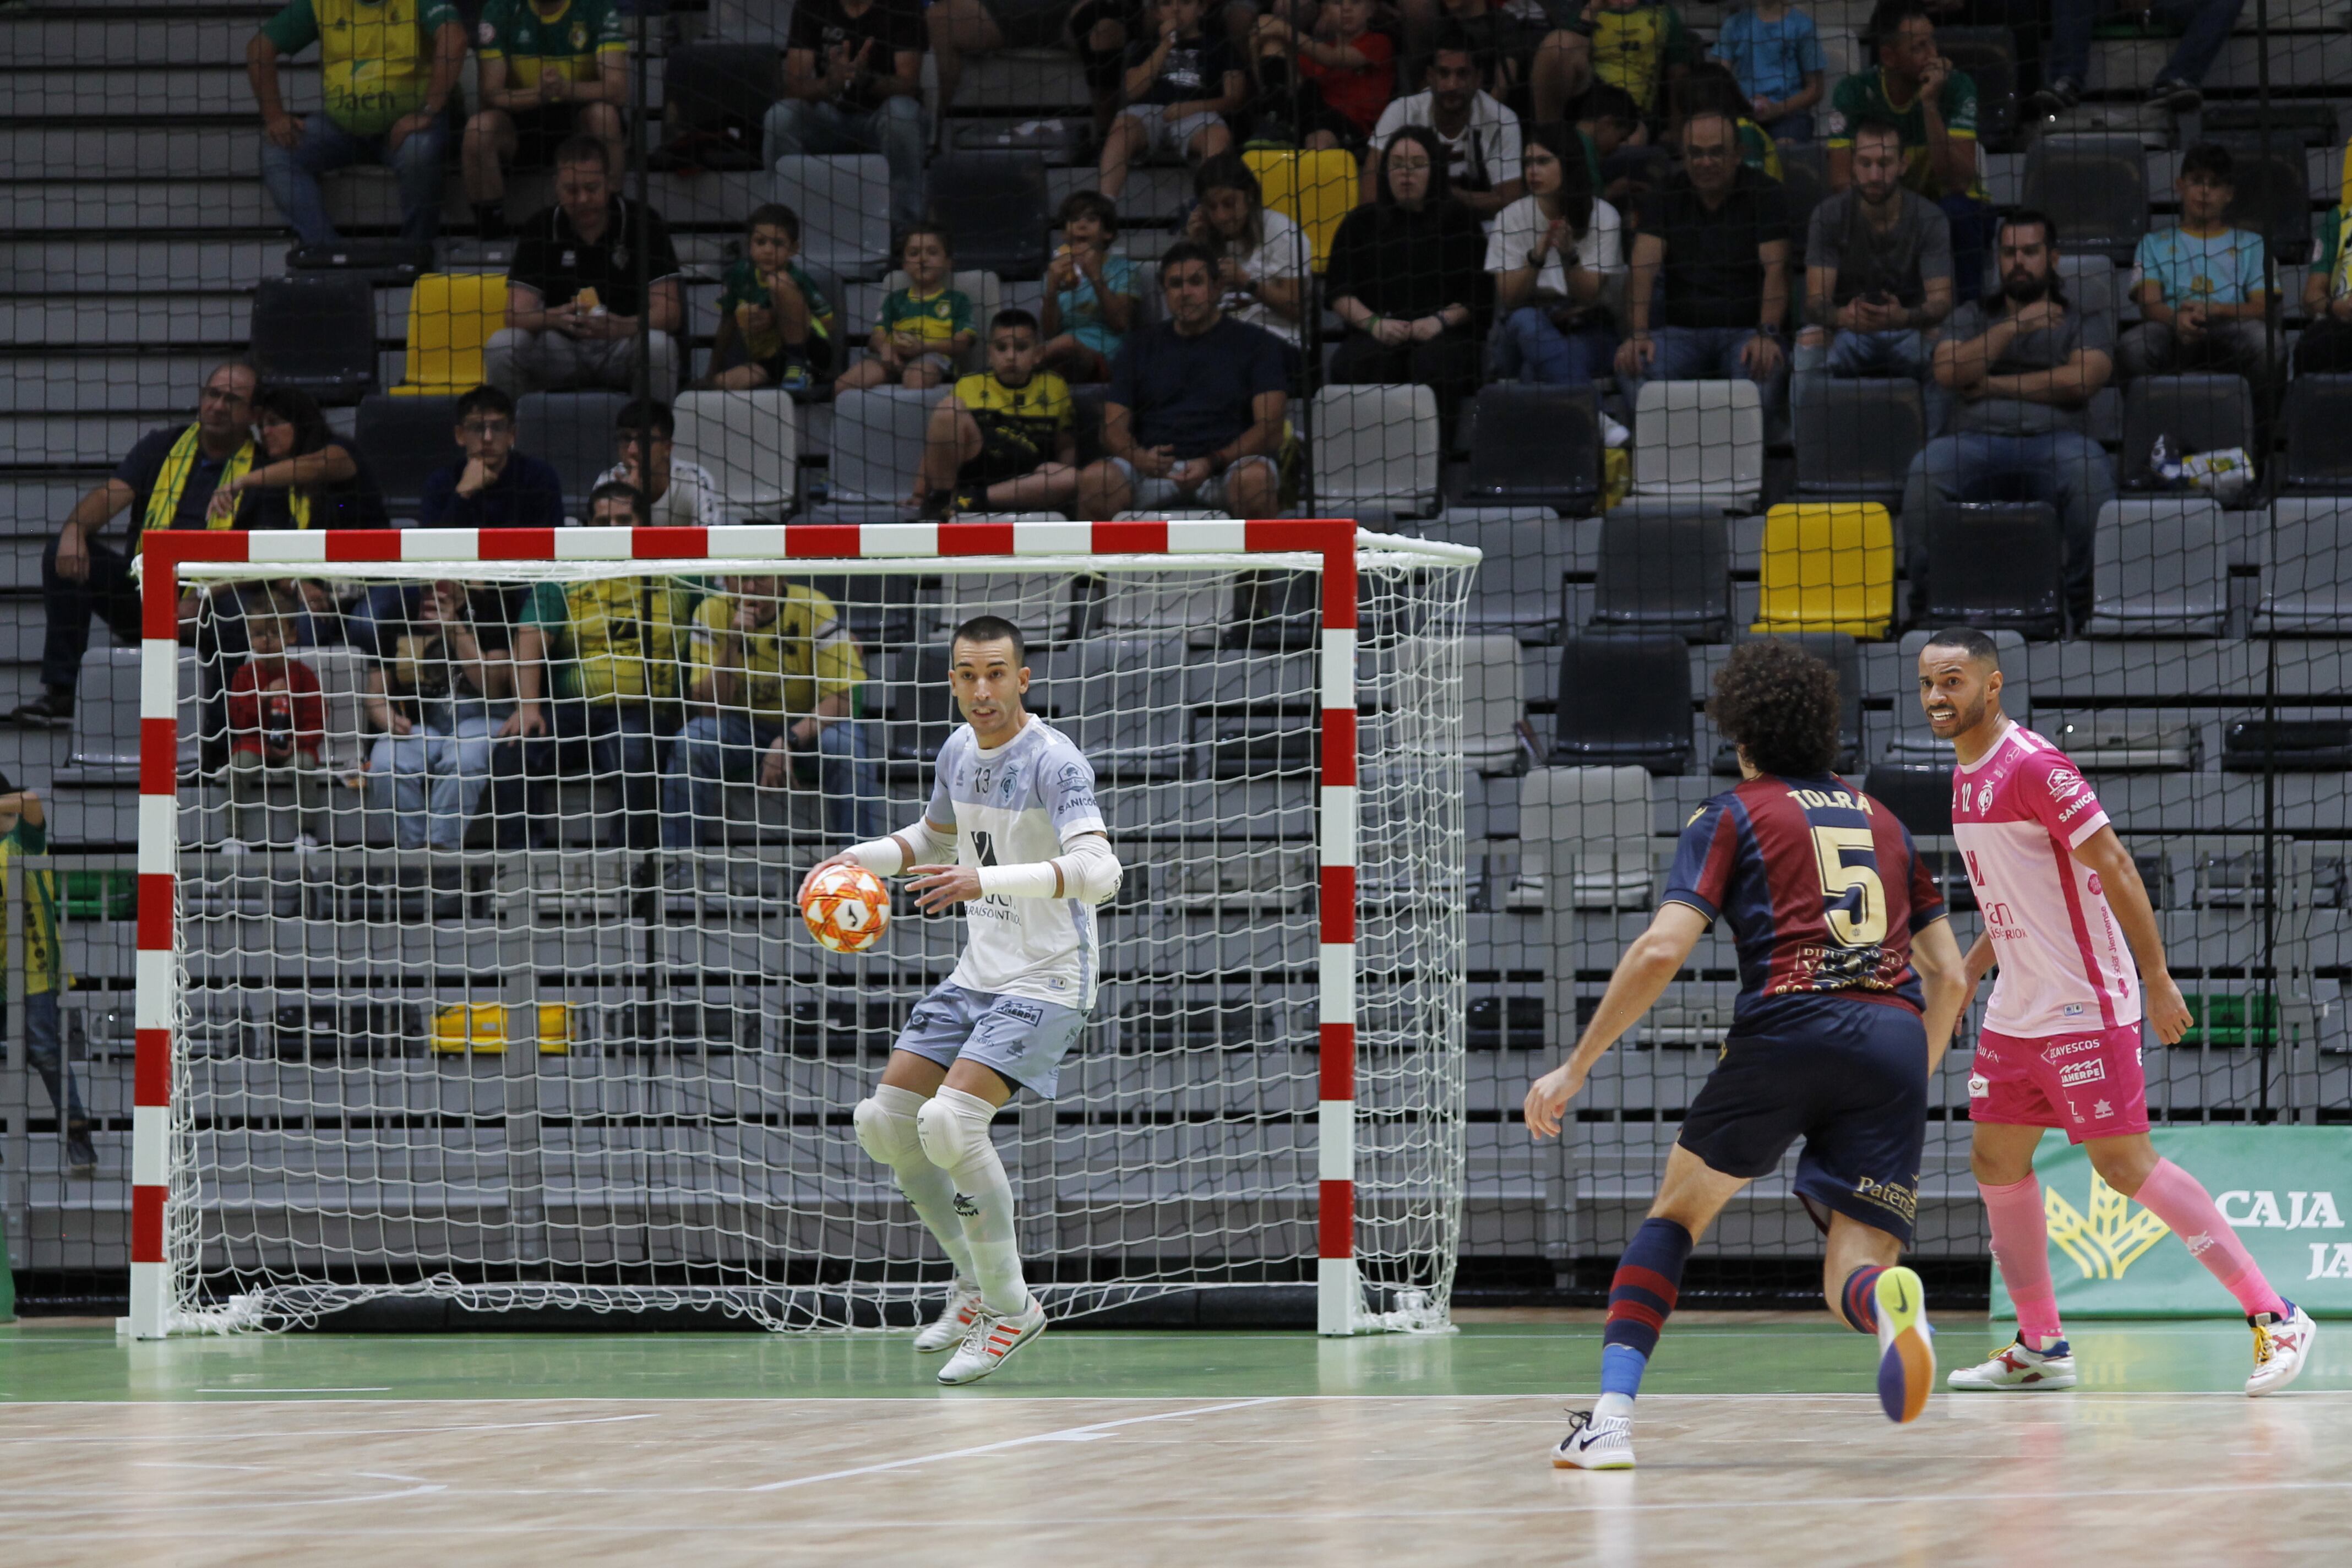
194,1387,394,1394
748,1397,1285,1492
0,1412,664,1442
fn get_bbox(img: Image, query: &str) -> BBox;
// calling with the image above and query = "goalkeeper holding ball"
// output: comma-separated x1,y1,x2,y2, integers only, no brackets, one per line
799,614,1122,1384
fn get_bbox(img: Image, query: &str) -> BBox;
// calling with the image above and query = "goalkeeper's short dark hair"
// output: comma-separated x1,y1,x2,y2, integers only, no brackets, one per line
1707,638,1844,779
951,614,1027,664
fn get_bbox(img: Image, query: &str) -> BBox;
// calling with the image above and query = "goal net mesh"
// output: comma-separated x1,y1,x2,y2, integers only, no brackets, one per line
162,545,1470,1331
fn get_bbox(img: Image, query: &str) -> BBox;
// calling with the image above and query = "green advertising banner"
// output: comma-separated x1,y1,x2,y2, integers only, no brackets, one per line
1991,1127,2352,1319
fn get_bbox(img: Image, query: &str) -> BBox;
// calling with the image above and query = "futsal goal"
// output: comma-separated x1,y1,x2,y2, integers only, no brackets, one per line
127,520,1474,1339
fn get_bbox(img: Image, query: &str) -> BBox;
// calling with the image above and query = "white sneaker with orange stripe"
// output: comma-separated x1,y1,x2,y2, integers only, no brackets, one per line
937,1297,1048,1385
913,1281,986,1354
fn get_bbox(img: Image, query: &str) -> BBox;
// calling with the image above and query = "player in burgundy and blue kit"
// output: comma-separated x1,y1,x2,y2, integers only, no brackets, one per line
1528,641,1970,1469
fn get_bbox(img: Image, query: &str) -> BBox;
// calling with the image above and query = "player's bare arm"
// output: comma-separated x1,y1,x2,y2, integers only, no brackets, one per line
2071,824,2193,1044
1910,916,1968,1072
1525,902,1709,1138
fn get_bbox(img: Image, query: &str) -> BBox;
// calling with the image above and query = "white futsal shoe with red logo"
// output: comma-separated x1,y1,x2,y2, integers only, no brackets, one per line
938,1296,1048,1385
1946,1333,2078,1391
2246,1302,2317,1397
913,1280,986,1354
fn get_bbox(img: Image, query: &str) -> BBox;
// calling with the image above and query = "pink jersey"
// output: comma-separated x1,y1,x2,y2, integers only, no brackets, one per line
1950,721,2141,1038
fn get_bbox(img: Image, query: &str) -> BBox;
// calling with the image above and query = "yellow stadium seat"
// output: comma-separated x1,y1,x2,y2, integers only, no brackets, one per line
1243,148,1358,273
392,273,509,396
1752,502,1894,638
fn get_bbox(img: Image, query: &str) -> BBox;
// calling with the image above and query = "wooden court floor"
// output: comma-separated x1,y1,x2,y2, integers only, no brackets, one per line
3,1314,2346,1566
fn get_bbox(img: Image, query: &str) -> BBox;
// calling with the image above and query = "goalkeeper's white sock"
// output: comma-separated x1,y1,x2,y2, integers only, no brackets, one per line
918,1086,1031,1316
858,1085,977,1283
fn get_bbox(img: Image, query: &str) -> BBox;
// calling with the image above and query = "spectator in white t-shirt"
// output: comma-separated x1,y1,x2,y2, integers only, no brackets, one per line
1365,32,1525,225
1485,122,1625,385
591,400,720,527
1183,154,1309,349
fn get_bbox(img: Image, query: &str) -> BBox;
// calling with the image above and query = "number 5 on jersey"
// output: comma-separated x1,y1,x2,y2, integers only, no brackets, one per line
1812,826,1887,948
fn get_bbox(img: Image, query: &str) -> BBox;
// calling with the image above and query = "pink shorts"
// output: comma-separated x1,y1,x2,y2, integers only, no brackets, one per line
1969,1023,2151,1143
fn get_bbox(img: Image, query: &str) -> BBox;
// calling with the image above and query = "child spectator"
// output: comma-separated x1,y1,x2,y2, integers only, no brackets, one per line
463,0,631,239
0,780,90,1178
1184,154,1311,347
2298,192,2352,376
2117,143,2272,382
1327,126,1492,428
366,578,512,853
703,204,838,394
1578,81,1650,216
1709,0,1825,145
1097,0,1246,199
1251,0,1398,152
835,224,978,393
912,310,1082,518
420,385,567,529
1488,122,1626,386
224,587,327,853
1532,0,1697,128
595,399,721,529
1041,192,1140,384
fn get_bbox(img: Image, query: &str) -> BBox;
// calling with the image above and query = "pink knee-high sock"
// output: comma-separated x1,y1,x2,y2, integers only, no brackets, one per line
1980,1174,2065,1347
2132,1158,2289,1319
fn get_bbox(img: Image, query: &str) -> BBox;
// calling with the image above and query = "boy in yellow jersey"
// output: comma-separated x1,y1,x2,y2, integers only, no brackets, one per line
661,575,880,876
911,310,1080,518
463,0,631,237
1532,0,1696,129
836,224,979,393
248,0,466,248
0,780,94,1178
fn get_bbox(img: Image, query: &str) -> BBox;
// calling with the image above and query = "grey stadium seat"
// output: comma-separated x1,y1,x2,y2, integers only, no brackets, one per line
2021,135,2149,263
2119,374,2253,492
2085,497,2228,638
249,273,377,405
1456,386,1600,514
516,390,630,519
810,386,948,521
1589,505,1732,642
1313,384,1440,521
353,393,460,520
2283,377,2352,495
1924,501,2066,640
1794,378,1924,505
2257,496,2352,634
1549,632,1694,775
1446,508,1574,641
770,155,895,283
1518,764,1654,912
924,151,1051,282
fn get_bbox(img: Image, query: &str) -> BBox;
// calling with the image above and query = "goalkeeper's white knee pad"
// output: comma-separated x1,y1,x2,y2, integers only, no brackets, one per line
853,1091,925,1168
914,1086,998,1174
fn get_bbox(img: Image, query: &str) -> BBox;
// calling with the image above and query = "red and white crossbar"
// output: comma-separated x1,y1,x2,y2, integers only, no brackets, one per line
129,520,1368,1338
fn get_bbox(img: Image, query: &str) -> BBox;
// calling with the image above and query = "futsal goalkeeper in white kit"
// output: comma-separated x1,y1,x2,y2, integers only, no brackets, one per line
801,614,1122,1385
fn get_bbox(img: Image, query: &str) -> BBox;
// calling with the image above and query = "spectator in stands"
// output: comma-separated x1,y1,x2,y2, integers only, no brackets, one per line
213,386,390,534
1614,110,1790,411
836,224,978,393
1489,123,1626,388
487,138,684,398
1708,0,1825,145
661,573,880,864
1041,192,1140,384
420,386,567,529
1825,1,1987,299
364,577,513,853
1250,0,1398,152
223,587,326,853
1531,0,1696,129
1579,81,1654,217
1365,32,1526,224
10,362,259,731
1792,115,1952,419
592,400,720,529
1096,0,1246,200
1184,155,1310,347
2030,0,2246,119
2116,143,2273,383
701,204,840,395
912,310,1082,516
502,483,692,849
769,0,928,232
0,781,91,1178
1327,127,1491,426
1667,62,1783,177
247,0,464,250
1903,210,2114,625
462,0,630,240
1075,241,1290,519
2296,194,2352,376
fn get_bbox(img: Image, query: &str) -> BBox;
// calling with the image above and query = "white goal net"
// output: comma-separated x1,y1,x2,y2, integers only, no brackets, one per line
139,524,1473,1335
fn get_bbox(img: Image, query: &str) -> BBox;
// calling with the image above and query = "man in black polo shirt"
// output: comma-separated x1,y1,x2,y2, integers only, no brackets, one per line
1614,110,1792,415
10,362,259,729
1074,241,1290,521
485,135,684,397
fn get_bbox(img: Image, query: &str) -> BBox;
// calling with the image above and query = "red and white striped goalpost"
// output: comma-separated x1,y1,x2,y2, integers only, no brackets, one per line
128,519,1386,1339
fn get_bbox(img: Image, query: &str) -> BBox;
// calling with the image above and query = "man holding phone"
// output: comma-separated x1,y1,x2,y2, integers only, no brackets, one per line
1793,113,1953,432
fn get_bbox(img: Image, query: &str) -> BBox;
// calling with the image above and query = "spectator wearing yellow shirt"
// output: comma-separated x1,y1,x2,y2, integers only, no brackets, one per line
661,576,879,857
835,224,978,394
462,0,631,239
911,310,1080,518
0,782,93,1179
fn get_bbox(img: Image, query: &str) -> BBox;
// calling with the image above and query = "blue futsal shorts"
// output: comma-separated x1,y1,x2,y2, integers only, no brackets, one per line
890,981,1089,1099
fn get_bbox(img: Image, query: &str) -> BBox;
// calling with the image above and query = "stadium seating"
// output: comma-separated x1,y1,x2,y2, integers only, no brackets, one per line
1243,148,1359,273
1793,378,1923,505
1923,500,2066,639
672,389,797,519
1447,508,1574,641
658,43,783,171
1518,765,1654,911
812,386,948,520
2119,374,2253,492
1462,634,1529,777
390,273,508,397
1311,384,1439,521
2257,496,2352,633
2282,377,2352,494
1630,381,1763,508
248,273,377,405
924,152,1051,281
352,393,461,520
771,155,895,282
2084,497,2229,638
2022,135,2149,262
1751,503,1894,638
1589,505,1732,642
1549,633,1694,775
2216,134,2320,264
1455,386,1601,513
515,391,631,518
1936,27,2019,151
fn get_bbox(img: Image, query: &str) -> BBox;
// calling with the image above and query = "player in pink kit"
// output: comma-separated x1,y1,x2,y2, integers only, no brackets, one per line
1919,629,2317,1396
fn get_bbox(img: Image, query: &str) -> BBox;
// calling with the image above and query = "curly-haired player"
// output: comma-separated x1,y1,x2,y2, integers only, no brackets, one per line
1527,639,1970,1468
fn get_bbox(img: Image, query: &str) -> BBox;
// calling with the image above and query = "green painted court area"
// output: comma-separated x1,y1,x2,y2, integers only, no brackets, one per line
5,1316,2340,1404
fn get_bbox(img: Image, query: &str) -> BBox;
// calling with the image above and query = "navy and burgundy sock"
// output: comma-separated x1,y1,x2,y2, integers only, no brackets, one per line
1840,1265,1888,1334
1599,1217,1694,1398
